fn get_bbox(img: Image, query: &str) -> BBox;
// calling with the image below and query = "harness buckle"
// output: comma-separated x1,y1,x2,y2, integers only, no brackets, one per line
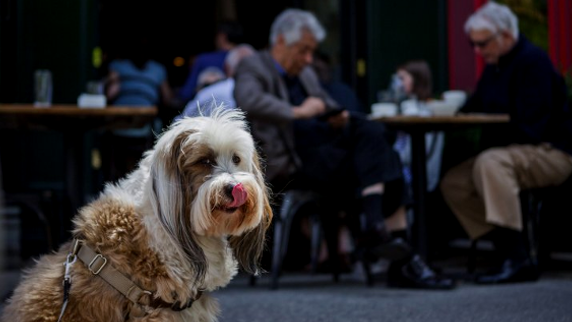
88,254,107,275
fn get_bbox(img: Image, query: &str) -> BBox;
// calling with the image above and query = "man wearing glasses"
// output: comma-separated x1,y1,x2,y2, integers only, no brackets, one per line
440,2,572,284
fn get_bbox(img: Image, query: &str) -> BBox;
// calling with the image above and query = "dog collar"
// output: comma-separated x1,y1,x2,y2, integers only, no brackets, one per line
70,239,203,313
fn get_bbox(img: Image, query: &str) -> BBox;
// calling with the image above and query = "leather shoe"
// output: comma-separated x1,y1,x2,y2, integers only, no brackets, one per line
368,237,411,261
387,255,456,290
354,230,412,263
475,258,539,284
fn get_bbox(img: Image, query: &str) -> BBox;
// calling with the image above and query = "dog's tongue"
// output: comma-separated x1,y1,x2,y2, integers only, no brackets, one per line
228,183,247,208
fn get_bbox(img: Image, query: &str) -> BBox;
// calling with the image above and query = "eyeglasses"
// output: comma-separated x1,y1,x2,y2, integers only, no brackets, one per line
469,33,498,48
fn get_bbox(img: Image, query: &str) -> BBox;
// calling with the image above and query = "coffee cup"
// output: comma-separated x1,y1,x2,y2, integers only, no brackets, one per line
370,102,398,117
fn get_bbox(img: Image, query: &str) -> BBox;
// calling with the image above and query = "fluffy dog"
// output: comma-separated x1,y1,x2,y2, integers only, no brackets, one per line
2,109,273,321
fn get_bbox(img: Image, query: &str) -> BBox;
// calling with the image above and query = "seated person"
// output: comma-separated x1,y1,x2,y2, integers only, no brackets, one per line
393,60,445,192
104,35,173,180
234,8,454,289
440,2,572,284
179,44,256,118
178,21,244,103
195,67,225,93
311,51,366,115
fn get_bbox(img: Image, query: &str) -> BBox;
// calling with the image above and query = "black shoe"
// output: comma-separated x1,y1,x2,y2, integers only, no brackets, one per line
475,258,539,284
368,237,412,261
387,255,456,290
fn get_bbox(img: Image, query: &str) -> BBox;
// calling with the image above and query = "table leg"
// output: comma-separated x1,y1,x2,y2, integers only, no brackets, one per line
409,130,428,259
62,132,84,242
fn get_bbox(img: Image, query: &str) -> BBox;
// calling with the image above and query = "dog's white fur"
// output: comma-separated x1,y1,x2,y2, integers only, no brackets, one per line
2,108,273,321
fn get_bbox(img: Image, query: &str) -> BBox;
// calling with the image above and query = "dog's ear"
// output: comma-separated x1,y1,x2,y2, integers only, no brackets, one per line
149,130,207,284
229,150,273,275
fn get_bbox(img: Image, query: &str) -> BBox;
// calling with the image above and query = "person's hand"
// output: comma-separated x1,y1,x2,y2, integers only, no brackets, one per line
293,97,326,119
327,110,349,129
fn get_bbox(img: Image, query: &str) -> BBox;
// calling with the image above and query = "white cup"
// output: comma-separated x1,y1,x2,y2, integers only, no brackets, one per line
34,69,53,107
371,102,398,117
426,100,460,116
442,90,467,108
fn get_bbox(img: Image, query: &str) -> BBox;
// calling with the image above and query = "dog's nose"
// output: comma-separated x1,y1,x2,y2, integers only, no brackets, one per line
225,184,234,198
226,183,248,208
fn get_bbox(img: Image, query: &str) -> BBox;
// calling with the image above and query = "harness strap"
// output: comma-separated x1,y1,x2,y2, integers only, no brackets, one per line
77,242,151,304
73,239,202,314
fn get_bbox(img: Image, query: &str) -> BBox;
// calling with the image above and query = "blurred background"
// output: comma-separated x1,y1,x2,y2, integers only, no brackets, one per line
0,0,571,281
2,0,569,107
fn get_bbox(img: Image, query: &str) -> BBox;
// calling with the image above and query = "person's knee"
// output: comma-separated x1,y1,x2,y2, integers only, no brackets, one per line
473,148,510,178
440,166,462,195
440,169,454,192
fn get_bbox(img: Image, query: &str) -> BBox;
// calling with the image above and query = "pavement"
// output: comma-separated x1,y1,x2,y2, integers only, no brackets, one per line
213,263,572,322
3,256,572,322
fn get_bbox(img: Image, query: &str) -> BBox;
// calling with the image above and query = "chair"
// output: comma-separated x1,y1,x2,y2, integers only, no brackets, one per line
467,187,550,275
3,193,54,265
248,188,344,289
269,189,327,289
265,188,378,289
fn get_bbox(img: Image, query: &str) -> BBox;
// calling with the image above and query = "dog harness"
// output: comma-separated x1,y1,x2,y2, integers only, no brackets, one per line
58,239,203,320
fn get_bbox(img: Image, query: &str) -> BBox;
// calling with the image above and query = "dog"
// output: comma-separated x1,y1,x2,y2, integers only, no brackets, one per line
2,108,273,321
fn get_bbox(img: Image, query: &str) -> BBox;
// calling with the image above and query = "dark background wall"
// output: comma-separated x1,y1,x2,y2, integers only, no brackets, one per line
1,0,447,108
0,0,97,104
365,0,448,105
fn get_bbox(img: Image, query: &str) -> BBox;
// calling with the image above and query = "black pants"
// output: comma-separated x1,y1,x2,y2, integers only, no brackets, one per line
291,115,408,216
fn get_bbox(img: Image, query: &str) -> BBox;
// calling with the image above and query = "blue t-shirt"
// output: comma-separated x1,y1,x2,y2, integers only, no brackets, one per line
109,59,167,106
109,59,166,137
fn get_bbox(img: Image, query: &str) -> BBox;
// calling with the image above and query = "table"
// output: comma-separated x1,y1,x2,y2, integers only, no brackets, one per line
371,113,510,258
0,104,157,243
0,104,157,131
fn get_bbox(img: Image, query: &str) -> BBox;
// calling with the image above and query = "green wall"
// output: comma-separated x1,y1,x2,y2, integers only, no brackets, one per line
365,0,447,106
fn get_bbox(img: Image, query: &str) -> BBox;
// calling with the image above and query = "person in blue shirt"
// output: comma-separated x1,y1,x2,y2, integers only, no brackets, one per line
178,21,244,104
104,36,173,180
440,1,572,284
178,44,256,119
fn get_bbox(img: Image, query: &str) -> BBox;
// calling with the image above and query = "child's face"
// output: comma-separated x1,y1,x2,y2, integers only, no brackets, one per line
397,69,413,95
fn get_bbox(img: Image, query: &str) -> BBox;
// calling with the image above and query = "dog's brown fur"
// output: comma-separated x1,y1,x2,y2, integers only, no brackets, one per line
2,109,272,321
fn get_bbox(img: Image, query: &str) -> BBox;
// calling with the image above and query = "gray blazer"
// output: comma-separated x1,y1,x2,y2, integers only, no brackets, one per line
233,50,340,183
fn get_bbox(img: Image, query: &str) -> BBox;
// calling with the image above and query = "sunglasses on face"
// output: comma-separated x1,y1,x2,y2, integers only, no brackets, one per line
469,33,498,49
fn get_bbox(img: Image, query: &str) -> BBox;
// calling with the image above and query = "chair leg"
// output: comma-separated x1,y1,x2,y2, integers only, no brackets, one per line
362,258,374,286
467,239,478,275
310,215,322,274
521,190,542,267
249,274,257,286
271,220,284,290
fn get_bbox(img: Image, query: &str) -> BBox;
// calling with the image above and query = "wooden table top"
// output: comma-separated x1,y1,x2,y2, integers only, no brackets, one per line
370,113,510,124
370,113,510,131
0,104,158,131
0,104,157,115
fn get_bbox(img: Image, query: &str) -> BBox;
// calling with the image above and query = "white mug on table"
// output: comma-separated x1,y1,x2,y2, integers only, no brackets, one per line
371,102,398,117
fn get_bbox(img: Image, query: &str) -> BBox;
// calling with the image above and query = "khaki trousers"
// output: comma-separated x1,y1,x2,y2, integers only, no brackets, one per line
440,144,572,240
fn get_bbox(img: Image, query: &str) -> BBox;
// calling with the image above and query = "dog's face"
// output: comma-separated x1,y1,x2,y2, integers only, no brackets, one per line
148,109,272,277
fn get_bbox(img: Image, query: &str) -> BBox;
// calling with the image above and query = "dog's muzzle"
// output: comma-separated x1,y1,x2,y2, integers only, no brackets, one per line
226,183,247,208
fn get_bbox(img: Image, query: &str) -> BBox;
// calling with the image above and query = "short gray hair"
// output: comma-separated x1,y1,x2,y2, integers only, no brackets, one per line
269,8,326,46
464,1,519,38
197,67,225,89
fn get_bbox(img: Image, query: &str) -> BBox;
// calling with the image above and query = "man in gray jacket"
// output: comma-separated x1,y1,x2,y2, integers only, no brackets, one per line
234,8,454,289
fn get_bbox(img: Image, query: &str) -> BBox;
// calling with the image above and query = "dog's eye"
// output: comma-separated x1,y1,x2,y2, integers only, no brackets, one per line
232,154,241,165
199,158,216,167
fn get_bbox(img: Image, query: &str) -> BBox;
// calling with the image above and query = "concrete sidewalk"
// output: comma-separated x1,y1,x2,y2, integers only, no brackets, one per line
3,259,572,321
215,269,572,322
